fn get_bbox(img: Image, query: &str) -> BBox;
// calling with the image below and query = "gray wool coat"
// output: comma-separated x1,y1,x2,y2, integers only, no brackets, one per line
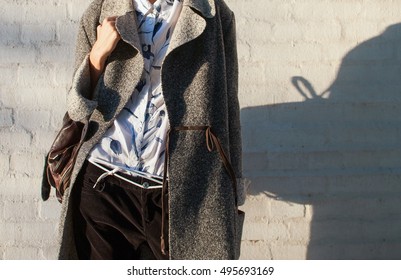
51,0,245,260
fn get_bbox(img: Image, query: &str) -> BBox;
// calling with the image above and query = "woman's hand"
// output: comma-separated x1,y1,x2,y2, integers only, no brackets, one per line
89,16,121,93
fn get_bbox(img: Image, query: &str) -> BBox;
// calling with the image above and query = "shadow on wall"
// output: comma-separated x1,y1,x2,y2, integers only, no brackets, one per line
241,23,401,259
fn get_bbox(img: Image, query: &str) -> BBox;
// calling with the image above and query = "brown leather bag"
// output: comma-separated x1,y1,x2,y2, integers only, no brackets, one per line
43,112,88,203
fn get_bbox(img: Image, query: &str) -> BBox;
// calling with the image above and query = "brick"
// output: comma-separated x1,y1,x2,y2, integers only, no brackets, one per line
13,87,67,114
251,43,323,63
270,244,308,260
359,2,401,21
40,246,58,260
0,200,3,222
319,42,355,61
0,222,22,245
236,18,273,44
308,241,401,260
0,131,32,153
245,175,328,199
239,241,273,260
0,3,26,23
288,221,311,242
21,23,55,44
342,20,382,42
14,109,51,131
14,87,54,110
240,196,270,221
289,1,364,21
4,200,38,221
50,110,69,129
4,247,39,260
237,39,251,62
240,61,267,86
0,45,37,64
39,45,74,65
24,3,67,24
246,174,401,200
243,221,288,241
67,0,93,22
0,108,13,127
1,177,42,199
39,199,61,221
233,1,293,23
17,64,53,87
243,152,268,172
309,220,366,242
0,66,18,87
19,222,58,244
53,64,74,88
32,130,59,153
244,150,401,174
261,102,401,126
56,21,79,45
360,218,401,241
327,174,401,195
238,84,276,107
269,22,302,43
340,43,396,63
0,88,16,108
10,152,46,178
303,21,342,42
0,23,20,45
270,200,305,219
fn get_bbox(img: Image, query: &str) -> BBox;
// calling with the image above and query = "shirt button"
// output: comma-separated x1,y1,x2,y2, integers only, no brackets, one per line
142,182,149,188
143,45,149,52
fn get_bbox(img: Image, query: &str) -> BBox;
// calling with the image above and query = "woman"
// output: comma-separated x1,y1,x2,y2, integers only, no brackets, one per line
44,0,246,260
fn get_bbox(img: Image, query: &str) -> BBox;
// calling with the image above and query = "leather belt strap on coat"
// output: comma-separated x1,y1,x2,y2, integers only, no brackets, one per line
160,125,238,255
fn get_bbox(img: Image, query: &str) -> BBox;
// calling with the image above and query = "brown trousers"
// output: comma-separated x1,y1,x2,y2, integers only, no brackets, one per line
72,160,169,260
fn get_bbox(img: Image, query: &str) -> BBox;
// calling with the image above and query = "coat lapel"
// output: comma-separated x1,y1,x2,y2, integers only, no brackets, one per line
100,0,141,51
99,0,217,58
99,0,134,24
95,0,143,122
167,0,215,56
186,0,216,18
94,0,217,121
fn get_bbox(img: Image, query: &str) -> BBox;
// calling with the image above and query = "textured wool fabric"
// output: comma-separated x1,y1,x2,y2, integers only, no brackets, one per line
43,0,245,260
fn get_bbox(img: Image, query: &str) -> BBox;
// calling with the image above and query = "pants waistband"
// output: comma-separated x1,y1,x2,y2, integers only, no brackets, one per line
87,160,163,190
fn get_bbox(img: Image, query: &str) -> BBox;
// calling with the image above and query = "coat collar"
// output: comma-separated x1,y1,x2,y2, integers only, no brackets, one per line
96,0,217,123
186,0,216,18
99,0,215,22
99,0,216,54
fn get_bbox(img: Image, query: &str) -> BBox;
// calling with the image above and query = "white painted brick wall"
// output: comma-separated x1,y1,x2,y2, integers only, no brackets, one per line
0,0,91,260
1,0,401,260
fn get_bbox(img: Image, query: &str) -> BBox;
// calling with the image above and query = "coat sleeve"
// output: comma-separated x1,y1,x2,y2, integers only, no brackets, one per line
223,12,250,206
66,3,102,121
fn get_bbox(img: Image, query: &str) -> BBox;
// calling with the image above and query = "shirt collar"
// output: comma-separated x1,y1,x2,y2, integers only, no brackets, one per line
132,0,216,18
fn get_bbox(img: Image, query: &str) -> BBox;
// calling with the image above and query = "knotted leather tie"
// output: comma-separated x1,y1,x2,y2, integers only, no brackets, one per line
160,126,238,255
